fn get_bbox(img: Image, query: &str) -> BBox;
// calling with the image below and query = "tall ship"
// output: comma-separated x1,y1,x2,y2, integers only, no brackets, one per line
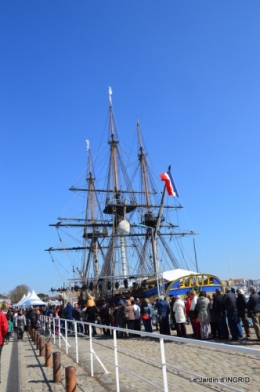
46,88,201,303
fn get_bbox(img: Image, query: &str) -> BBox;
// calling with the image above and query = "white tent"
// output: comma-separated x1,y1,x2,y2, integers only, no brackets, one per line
22,290,47,307
16,291,31,307
13,294,26,307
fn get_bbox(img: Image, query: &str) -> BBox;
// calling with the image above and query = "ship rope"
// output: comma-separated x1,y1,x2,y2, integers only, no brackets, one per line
55,227,81,277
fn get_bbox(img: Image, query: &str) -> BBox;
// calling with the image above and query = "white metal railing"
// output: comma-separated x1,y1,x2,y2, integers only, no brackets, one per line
40,315,260,392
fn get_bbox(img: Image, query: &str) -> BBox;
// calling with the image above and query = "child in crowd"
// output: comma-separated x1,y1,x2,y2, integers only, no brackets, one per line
5,317,13,344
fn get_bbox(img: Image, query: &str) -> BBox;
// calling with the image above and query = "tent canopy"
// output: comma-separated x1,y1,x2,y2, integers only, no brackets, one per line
15,290,47,307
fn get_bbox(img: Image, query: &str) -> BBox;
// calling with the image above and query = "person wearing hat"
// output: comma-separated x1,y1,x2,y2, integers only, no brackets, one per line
246,286,260,341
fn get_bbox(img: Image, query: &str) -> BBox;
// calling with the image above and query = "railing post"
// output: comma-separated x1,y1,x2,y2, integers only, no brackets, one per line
58,318,61,348
160,337,168,392
89,324,94,376
53,316,56,344
74,321,79,363
113,328,120,392
65,320,68,354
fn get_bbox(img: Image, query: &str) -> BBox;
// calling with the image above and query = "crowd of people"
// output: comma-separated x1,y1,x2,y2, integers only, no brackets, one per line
1,285,259,348
169,285,260,342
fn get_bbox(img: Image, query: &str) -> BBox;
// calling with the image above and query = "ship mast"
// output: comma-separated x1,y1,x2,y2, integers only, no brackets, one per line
102,87,136,279
81,140,99,280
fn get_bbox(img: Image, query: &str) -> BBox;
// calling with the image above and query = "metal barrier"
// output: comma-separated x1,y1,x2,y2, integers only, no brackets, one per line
40,315,260,392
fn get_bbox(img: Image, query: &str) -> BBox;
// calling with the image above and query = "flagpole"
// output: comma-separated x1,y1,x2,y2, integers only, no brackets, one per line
152,166,171,297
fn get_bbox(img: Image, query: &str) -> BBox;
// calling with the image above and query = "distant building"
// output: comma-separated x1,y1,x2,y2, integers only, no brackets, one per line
222,278,249,293
249,279,260,291
222,278,260,294
0,294,9,306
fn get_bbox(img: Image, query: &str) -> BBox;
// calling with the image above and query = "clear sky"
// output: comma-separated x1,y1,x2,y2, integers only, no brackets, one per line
1,1,260,296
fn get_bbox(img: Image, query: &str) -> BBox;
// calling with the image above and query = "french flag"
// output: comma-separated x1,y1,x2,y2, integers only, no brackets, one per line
160,170,179,197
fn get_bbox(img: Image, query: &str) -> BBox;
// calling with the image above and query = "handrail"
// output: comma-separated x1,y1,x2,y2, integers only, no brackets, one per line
40,315,259,392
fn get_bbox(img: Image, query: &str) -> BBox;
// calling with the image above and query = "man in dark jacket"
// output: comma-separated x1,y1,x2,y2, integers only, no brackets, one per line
64,302,74,333
221,287,240,341
213,289,229,339
236,289,250,338
27,306,38,331
72,305,83,333
155,296,170,335
247,286,260,341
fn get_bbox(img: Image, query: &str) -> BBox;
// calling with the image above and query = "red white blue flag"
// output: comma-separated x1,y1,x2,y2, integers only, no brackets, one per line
160,170,179,197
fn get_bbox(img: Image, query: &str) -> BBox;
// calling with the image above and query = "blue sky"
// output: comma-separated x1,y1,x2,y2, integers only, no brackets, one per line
1,1,260,296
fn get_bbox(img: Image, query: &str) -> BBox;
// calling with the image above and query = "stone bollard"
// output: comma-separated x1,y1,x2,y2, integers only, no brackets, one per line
39,336,45,357
27,324,32,336
34,330,37,345
45,342,52,367
53,352,61,383
32,328,35,342
36,332,39,349
65,366,77,392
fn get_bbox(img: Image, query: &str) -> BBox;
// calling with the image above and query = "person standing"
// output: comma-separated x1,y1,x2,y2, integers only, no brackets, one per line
15,310,26,341
132,299,141,336
0,310,8,370
140,299,152,333
27,305,38,332
236,289,250,338
124,299,135,337
99,301,111,336
5,317,13,344
155,296,170,335
196,291,211,340
172,295,186,337
188,290,200,339
85,297,98,336
64,302,75,334
72,304,83,333
221,287,240,341
246,286,260,341
116,300,126,338
213,289,229,340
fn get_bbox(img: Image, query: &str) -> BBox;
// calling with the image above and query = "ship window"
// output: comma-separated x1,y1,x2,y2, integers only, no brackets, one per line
209,277,214,284
203,276,208,285
179,279,184,288
197,276,202,285
185,277,190,287
191,276,196,286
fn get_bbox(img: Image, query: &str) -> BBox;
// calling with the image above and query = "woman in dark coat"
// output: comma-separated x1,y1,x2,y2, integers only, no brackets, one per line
116,300,126,338
85,296,98,336
99,302,111,335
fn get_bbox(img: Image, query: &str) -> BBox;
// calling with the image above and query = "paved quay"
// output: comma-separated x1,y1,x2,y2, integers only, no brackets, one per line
1,338,12,390
52,324,260,392
1,332,107,392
